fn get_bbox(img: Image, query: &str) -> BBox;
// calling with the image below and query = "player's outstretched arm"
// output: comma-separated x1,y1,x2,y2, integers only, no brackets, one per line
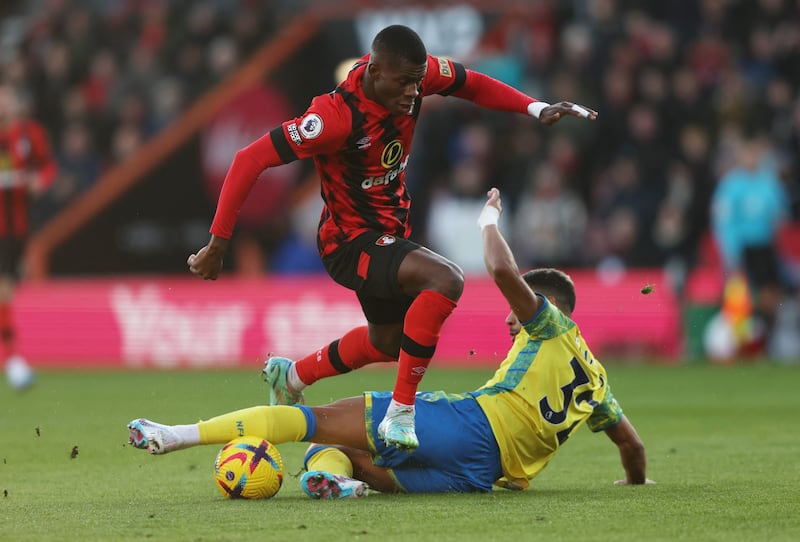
449,69,597,124
603,416,655,485
478,187,541,324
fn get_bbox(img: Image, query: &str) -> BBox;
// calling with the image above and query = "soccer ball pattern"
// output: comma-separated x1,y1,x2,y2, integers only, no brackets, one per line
213,436,284,499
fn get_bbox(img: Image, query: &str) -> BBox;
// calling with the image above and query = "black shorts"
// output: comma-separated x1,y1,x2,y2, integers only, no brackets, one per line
743,244,781,288
322,231,419,325
0,237,24,277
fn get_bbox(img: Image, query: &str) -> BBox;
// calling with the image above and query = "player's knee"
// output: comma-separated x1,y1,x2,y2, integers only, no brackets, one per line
399,250,464,300
434,260,464,301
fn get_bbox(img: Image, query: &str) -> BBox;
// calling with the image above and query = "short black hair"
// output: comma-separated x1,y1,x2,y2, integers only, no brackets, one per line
371,25,427,65
522,268,577,315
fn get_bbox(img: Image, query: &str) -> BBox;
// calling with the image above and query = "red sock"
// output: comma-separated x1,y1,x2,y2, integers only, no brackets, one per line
0,303,15,359
294,326,394,385
392,290,457,405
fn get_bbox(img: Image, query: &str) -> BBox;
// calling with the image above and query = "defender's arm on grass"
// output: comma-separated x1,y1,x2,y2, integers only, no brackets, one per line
604,417,655,485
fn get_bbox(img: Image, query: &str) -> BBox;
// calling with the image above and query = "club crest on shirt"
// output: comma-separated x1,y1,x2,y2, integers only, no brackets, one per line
380,140,404,169
375,234,396,246
299,113,323,140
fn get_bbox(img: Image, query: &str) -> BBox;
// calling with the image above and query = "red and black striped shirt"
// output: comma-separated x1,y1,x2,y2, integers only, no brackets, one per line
271,54,466,257
0,119,56,239
209,53,538,256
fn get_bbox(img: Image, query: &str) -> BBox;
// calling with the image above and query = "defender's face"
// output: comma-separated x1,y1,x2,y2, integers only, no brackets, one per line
504,294,567,342
505,311,521,341
370,55,427,116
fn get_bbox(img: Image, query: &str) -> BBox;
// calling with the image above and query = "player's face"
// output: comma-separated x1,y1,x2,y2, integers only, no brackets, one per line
505,293,567,341
505,311,521,341
370,54,427,116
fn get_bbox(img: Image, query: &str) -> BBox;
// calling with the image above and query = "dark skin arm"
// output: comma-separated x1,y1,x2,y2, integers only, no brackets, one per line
604,416,655,485
187,234,230,280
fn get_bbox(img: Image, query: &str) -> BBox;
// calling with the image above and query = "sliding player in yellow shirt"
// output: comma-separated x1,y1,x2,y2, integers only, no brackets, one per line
129,187,653,498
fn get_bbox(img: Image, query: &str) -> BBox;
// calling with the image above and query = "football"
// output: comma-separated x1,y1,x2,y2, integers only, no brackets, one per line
213,436,284,499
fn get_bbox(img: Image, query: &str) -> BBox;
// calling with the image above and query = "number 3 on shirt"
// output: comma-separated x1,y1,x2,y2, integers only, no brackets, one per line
539,357,597,444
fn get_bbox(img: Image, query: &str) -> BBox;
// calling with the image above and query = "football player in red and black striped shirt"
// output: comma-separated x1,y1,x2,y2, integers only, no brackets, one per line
188,25,597,449
0,84,56,389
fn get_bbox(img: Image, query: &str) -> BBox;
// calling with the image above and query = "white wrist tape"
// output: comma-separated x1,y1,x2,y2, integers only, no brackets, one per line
527,101,550,119
477,205,500,229
570,103,590,118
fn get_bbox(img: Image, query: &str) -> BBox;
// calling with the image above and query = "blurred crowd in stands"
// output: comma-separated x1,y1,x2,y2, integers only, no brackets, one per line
0,0,289,227
0,0,798,291
410,0,800,284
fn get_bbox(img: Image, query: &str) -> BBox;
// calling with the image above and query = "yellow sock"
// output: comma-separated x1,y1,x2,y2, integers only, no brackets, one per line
197,405,308,445
306,446,353,477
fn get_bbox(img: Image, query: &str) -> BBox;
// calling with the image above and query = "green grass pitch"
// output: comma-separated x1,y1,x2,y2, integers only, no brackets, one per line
1,362,799,541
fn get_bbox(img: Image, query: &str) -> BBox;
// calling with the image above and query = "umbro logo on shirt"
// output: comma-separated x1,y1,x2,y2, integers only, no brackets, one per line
356,136,372,150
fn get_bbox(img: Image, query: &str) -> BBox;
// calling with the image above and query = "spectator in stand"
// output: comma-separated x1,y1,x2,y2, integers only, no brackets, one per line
590,153,660,268
511,161,588,269
426,122,495,273
33,120,99,227
667,67,717,138
787,101,800,219
0,84,56,389
621,103,670,200
31,40,74,140
81,48,118,118
592,65,634,170
653,124,714,292
148,76,186,134
269,188,325,275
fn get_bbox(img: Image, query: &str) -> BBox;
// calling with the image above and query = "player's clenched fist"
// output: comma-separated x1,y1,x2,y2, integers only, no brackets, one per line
187,235,229,280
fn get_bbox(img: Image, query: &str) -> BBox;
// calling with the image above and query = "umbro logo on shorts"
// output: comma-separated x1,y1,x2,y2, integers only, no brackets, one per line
375,235,396,246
